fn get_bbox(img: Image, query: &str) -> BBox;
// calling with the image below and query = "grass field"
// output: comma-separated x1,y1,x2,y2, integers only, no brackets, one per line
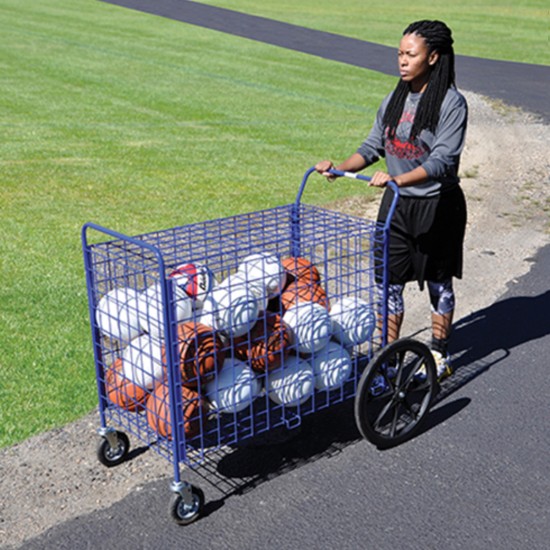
201,0,549,65
0,0,546,448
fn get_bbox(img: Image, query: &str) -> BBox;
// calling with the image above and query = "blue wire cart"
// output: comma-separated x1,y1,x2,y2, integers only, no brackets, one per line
82,167,437,524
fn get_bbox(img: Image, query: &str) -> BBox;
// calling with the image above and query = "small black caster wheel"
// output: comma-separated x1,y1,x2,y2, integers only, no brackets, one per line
169,485,205,526
355,338,436,448
97,430,130,467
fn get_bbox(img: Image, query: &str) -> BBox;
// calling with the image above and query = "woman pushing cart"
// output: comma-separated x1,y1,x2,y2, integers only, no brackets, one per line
316,19,468,382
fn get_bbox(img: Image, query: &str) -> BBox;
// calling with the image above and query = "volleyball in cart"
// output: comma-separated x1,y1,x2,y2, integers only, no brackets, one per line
82,167,438,525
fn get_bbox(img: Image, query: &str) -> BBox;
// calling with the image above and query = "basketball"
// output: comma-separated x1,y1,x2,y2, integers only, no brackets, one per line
96,286,142,343
267,355,314,407
122,334,165,390
146,382,205,440
279,279,329,312
282,301,333,355
105,357,149,411
310,340,353,391
209,283,260,338
330,296,376,347
137,282,193,339
205,357,261,414
233,312,292,372
281,256,321,286
169,262,217,306
238,252,287,299
177,321,225,389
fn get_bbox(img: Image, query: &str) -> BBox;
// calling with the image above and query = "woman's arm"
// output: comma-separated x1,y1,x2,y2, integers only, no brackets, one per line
315,153,368,178
370,165,429,187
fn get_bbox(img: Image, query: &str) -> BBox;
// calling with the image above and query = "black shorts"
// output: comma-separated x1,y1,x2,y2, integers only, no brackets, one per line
376,185,467,288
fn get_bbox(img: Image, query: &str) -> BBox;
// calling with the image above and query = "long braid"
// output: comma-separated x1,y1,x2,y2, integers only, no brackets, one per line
383,20,455,140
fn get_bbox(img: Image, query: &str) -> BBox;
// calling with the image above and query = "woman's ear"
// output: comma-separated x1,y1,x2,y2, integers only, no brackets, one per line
428,50,440,66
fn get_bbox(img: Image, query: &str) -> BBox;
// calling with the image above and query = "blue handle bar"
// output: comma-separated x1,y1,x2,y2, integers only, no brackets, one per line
295,166,400,232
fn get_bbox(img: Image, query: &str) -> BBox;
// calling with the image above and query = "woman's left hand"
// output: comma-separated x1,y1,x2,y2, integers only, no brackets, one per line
369,171,393,187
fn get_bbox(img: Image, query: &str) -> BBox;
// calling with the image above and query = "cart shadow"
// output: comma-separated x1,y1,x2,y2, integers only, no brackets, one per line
196,394,470,518
186,290,550,517
191,399,362,516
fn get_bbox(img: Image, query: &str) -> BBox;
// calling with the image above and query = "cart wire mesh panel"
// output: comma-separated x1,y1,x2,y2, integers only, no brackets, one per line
82,187,388,475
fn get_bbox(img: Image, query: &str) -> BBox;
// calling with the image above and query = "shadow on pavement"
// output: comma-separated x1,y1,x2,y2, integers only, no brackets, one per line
189,399,362,512
199,290,550,506
435,289,550,403
116,290,550,518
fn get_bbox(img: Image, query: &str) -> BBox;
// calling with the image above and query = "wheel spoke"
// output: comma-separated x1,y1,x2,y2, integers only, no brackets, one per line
389,404,401,438
398,355,426,390
373,397,395,430
394,349,407,386
400,396,421,420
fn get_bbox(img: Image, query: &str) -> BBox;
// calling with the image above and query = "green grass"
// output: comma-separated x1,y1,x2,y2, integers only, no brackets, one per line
0,0,545,448
201,0,550,65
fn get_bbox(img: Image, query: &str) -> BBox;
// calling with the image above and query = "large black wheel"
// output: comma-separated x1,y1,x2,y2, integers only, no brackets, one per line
354,338,436,449
169,485,205,526
97,430,130,467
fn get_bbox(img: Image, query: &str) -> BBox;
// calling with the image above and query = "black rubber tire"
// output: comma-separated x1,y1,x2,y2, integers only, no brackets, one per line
169,486,205,526
354,338,436,449
96,431,130,467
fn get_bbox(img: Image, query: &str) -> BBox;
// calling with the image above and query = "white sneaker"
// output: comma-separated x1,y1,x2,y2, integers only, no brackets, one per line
434,351,453,381
415,351,453,382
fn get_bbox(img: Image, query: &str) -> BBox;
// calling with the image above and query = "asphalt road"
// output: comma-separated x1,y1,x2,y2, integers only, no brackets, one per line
102,0,550,123
19,243,550,549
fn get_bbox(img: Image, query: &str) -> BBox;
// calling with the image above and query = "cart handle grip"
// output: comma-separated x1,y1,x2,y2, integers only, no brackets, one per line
296,166,399,232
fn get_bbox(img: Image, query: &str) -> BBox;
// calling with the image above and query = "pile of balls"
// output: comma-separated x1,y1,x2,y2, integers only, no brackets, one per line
95,253,376,441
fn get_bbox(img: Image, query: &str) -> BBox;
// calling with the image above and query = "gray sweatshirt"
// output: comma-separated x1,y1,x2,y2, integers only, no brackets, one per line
356,87,468,197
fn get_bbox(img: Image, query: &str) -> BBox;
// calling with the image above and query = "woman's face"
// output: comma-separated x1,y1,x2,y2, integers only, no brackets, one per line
398,33,438,92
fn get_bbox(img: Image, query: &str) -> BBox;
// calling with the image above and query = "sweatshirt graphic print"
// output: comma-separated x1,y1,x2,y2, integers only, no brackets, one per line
356,88,468,197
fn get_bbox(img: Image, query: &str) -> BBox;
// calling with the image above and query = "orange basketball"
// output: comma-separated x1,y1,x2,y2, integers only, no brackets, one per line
232,312,292,373
231,332,251,363
177,322,225,388
280,279,330,312
105,358,149,412
249,312,292,372
281,256,321,287
146,382,205,440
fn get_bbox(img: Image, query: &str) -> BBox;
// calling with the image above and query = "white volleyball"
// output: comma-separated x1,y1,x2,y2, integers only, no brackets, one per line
283,301,332,354
96,287,142,343
218,271,268,313
122,334,164,389
310,341,353,391
330,297,376,347
238,252,287,299
267,355,314,407
137,282,193,339
205,358,261,414
209,283,260,338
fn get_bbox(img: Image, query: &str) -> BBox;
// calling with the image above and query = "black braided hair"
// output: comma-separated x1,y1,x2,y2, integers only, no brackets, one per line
383,20,456,140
